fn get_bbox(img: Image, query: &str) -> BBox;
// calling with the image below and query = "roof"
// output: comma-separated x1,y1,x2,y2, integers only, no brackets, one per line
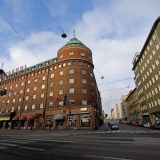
58,38,91,52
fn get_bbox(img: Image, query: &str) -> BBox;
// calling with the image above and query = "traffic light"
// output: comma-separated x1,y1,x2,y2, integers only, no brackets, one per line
0,89,7,96
63,94,67,105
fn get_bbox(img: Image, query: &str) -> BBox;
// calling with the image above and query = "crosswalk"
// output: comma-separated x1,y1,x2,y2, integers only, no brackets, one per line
0,137,37,150
89,130,160,134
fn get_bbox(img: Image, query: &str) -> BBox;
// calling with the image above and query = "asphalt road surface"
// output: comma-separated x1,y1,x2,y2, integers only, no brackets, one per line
0,123,160,160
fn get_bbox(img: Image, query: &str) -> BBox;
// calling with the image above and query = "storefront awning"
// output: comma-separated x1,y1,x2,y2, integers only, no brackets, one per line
54,114,64,120
19,115,27,121
27,115,35,120
12,116,19,121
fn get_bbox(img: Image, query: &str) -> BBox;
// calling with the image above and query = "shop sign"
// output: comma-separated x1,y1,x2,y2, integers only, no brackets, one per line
5,65,27,76
67,115,76,120
80,114,90,119
80,108,87,111
0,117,10,121
46,115,53,119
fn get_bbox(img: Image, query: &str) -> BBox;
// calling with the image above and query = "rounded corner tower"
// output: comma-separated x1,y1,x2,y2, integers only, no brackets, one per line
57,38,93,64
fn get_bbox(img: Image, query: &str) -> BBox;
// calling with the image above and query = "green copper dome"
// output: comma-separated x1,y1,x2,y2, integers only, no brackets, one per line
65,38,84,45
58,38,91,52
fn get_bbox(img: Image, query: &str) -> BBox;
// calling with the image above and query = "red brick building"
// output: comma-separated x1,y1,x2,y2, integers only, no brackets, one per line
0,38,102,130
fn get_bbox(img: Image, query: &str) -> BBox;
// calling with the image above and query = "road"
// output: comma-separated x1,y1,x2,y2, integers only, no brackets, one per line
0,122,160,160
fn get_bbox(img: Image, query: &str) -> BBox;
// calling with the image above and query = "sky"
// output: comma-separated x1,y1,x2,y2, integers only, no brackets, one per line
0,0,160,115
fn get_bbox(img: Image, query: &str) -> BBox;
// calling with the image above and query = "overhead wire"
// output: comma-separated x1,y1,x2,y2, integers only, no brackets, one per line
0,11,41,63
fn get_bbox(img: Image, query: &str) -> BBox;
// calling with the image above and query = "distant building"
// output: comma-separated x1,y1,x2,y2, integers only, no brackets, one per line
125,88,142,123
132,17,160,123
121,95,128,122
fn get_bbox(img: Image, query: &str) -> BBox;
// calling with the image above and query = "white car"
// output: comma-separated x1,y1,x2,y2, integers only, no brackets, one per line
144,122,152,128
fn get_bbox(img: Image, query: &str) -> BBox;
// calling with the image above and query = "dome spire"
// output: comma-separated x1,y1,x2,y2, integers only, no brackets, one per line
73,29,75,38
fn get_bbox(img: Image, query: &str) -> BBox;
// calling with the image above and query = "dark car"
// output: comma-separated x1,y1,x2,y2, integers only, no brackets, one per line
139,122,144,127
154,123,160,130
108,122,119,130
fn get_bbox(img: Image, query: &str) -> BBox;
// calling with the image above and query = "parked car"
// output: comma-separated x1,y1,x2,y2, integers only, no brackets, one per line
148,123,160,129
139,122,144,127
132,121,139,126
108,122,119,130
154,123,160,130
144,122,152,128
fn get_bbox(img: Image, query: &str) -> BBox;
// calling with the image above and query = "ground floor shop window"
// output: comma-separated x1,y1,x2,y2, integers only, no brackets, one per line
67,115,76,128
80,114,90,127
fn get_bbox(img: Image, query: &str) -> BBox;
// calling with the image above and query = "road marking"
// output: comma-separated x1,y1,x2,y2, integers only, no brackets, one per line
0,142,18,147
18,146,45,151
84,155,132,160
44,140,74,143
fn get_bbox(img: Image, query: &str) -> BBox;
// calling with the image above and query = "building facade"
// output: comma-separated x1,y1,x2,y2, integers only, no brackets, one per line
0,38,102,130
132,17,160,123
121,95,128,122
125,88,142,123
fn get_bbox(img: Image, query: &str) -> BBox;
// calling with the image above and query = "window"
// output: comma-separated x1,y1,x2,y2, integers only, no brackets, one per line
42,76,46,80
33,95,36,99
40,103,43,109
13,99,15,103
26,88,30,92
41,93,44,98
34,78,38,82
155,59,159,66
69,99,75,105
81,70,86,74
50,82,54,87
155,74,159,80
59,64,62,68
60,71,63,76
15,84,18,87
49,102,53,107
54,66,57,69
41,84,45,89
91,82,94,86
156,44,159,50
59,90,63,95
69,52,74,55
59,80,63,85
34,86,37,90
14,91,16,95
69,78,74,83
20,90,23,94
18,106,21,111
63,63,66,67
72,61,76,65
28,80,31,84
24,105,27,110
60,54,63,59
69,88,74,93
83,62,87,66
19,98,21,102
50,74,54,78
81,79,86,84
82,88,87,94
80,53,85,56
82,100,87,105
26,96,29,100
92,91,94,95
32,104,35,110
152,50,156,55
69,69,74,74
68,62,71,65
78,61,82,65
49,92,53,96
8,92,11,97
90,73,93,77
21,82,24,86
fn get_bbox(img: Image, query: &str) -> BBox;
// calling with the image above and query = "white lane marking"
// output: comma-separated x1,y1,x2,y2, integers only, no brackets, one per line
84,155,132,160
18,146,45,151
44,140,74,143
0,142,18,147
0,146,8,149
